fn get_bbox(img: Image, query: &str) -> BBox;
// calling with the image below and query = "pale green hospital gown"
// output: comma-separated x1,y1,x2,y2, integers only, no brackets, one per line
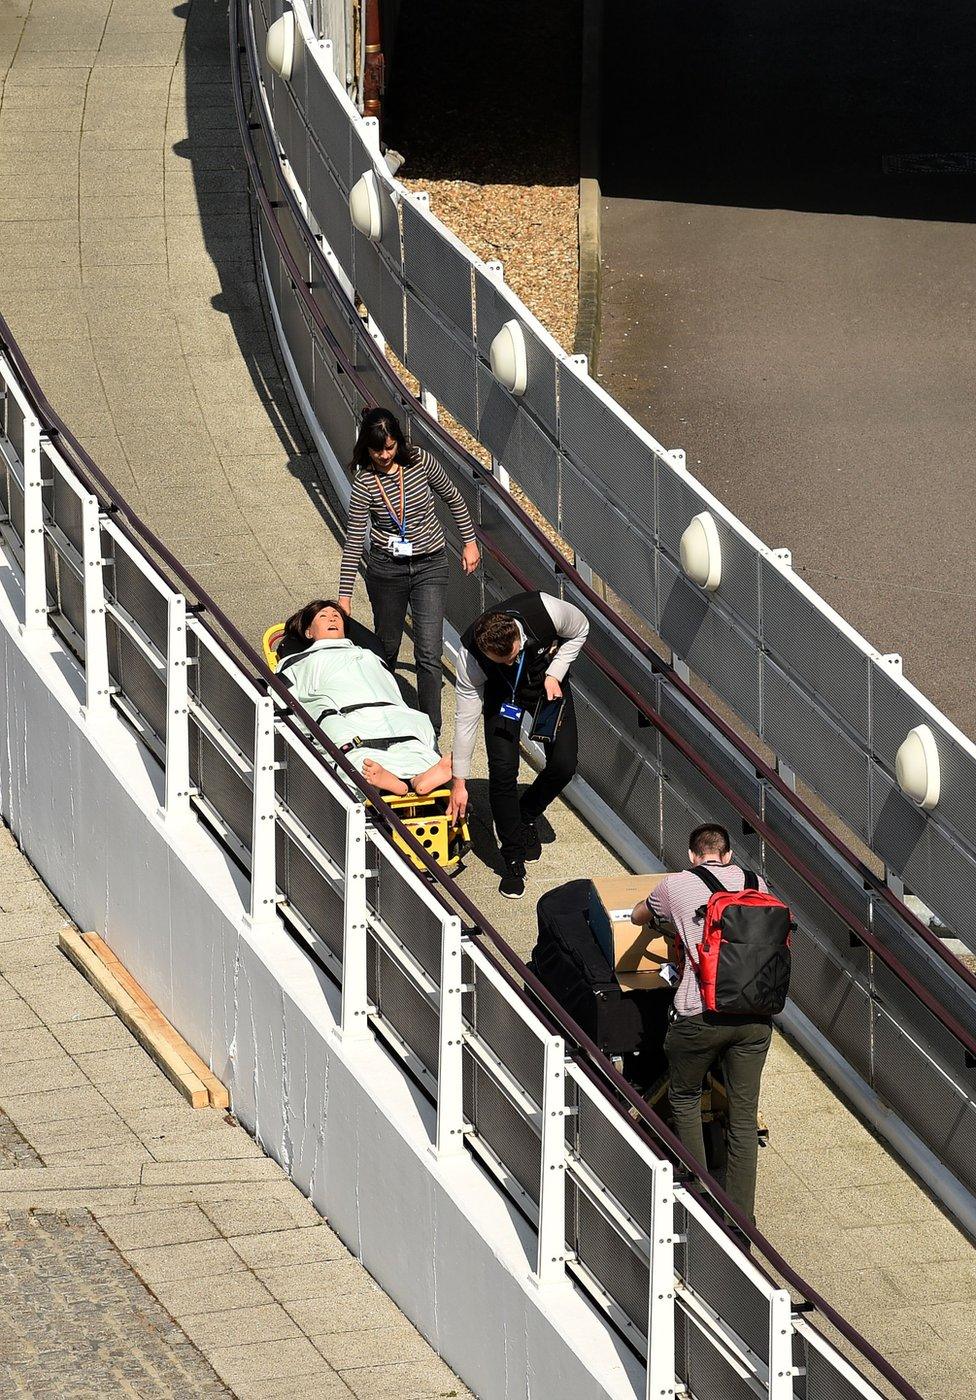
277,639,439,779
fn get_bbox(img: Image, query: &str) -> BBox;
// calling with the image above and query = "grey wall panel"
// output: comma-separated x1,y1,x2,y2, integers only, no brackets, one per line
306,136,353,274
305,58,352,190
279,276,315,406
762,659,871,841
561,458,657,628
404,291,479,436
479,487,558,595
868,765,928,880
474,270,558,438
790,938,873,1084
900,821,976,954
402,199,474,340
558,366,656,528
274,81,308,197
312,344,360,467
657,468,761,635
353,234,406,360
659,685,763,829
760,557,871,743
475,362,519,464
513,407,559,525
657,558,762,735
870,898,976,1043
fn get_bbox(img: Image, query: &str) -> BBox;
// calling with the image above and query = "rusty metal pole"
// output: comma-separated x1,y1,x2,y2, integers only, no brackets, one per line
362,0,385,123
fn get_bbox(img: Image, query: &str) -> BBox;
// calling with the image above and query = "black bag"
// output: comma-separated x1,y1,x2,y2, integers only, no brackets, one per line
531,880,643,1055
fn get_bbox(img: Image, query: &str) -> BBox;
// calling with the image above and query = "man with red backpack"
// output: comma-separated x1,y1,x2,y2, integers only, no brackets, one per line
630,824,791,1221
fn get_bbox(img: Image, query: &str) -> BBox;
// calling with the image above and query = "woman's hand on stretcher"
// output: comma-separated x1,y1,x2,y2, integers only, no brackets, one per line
461,541,481,575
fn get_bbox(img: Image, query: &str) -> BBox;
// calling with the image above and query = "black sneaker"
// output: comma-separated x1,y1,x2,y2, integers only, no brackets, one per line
499,861,526,899
522,819,542,863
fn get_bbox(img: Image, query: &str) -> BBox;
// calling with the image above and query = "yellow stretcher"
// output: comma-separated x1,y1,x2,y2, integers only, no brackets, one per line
264,622,470,874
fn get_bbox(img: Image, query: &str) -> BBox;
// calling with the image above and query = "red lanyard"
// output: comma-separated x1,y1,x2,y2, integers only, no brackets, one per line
374,463,406,539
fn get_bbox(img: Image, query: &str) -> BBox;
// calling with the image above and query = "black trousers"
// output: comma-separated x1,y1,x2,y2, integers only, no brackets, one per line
365,548,449,737
485,689,578,863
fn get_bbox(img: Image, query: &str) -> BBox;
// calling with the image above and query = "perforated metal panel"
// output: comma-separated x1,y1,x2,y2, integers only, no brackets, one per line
571,694,643,820
575,1092,652,1233
789,934,873,1084
306,136,353,274
568,1182,649,1335
374,857,443,984
6,390,25,468
275,739,345,863
190,642,255,762
802,1337,875,1400
276,827,343,960
109,546,167,654
405,292,478,436
52,475,83,554
370,937,439,1076
762,659,871,841
900,819,976,957
558,366,656,529
352,230,405,360
464,1051,541,1204
7,475,24,550
561,463,657,625
402,199,474,340
676,1307,758,1400
468,968,543,1107
279,271,315,404
189,719,252,852
304,60,352,190
108,618,166,746
274,80,308,196
683,1214,769,1361
478,488,555,596
475,270,558,437
475,362,519,464
312,343,360,467
44,540,85,654
760,558,870,742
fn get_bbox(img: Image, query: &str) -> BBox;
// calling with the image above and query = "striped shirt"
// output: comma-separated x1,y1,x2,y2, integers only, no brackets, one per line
339,448,476,598
648,862,769,1017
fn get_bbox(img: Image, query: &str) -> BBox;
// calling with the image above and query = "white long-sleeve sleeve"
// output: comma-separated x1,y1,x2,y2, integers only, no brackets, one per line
451,645,487,780
540,595,589,680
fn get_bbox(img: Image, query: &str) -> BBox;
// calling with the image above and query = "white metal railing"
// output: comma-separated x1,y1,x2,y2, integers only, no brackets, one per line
0,328,912,1397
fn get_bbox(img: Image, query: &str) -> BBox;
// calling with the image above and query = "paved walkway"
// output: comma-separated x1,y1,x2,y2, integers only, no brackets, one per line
597,0,976,736
0,821,469,1399
0,1,972,1397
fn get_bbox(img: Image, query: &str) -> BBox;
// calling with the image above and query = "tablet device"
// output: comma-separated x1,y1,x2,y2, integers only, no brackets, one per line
530,694,565,743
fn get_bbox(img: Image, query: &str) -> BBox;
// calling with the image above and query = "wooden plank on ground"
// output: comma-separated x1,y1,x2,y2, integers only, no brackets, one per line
59,929,229,1110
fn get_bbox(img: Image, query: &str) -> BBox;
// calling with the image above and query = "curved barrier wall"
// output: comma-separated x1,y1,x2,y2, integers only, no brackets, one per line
253,0,976,961
240,0,976,1236
0,237,920,1400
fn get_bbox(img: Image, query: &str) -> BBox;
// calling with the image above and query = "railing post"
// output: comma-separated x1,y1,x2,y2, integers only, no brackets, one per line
533,1033,567,1287
338,801,370,1039
433,914,464,1158
646,1158,676,1400
247,695,277,927
768,1289,796,1399
80,494,110,718
160,592,190,822
20,418,46,633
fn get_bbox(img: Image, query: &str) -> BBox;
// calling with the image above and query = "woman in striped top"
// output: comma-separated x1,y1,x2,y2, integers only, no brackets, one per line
338,408,480,738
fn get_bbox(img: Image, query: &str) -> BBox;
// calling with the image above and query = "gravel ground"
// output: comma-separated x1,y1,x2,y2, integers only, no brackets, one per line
385,0,581,353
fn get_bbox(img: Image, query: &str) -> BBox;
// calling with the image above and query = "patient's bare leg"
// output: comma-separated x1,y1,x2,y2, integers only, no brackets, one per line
411,753,452,796
362,759,409,795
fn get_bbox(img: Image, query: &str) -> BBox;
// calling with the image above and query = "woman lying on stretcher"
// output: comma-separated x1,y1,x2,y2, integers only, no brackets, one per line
276,600,452,797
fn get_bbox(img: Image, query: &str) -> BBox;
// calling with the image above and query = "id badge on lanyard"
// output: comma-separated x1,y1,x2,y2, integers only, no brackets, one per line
376,466,413,556
499,649,526,723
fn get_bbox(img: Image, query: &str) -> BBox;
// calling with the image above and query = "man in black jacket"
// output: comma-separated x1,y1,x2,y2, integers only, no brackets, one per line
448,591,589,898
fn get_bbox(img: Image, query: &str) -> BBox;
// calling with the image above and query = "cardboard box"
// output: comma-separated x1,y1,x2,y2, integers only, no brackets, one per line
588,873,674,992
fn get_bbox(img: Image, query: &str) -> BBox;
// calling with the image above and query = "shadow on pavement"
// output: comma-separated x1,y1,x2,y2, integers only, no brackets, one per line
602,0,976,222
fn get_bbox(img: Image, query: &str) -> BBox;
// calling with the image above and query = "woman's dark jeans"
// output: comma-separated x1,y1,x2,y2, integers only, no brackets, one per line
365,547,448,736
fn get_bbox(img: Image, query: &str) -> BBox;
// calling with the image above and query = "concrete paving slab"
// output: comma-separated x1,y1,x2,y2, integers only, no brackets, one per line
0,1052,87,1095
180,1302,304,1350
52,1015,141,1054
200,1194,324,1239
205,1336,342,1387
286,1289,408,1338
229,1226,350,1271
0,1025,63,1063
125,1236,250,1285
314,1325,435,1371
96,1202,221,1250
2,1084,112,1127
336,1356,462,1399
148,1267,277,1318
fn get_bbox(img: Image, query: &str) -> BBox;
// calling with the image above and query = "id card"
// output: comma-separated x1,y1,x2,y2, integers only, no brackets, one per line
498,701,524,722
390,537,414,557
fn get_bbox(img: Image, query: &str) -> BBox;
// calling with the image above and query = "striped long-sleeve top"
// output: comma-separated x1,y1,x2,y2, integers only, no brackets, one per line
338,448,477,599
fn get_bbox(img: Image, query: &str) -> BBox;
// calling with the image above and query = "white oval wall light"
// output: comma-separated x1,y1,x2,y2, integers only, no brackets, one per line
266,11,296,80
489,319,528,396
895,723,940,810
679,511,722,591
349,171,383,240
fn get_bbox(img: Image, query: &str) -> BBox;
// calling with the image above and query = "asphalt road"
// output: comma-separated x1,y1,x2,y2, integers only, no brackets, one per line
596,0,976,736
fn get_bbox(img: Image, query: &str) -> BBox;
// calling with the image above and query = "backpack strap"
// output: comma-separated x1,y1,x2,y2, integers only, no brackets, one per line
685,866,725,896
743,869,759,891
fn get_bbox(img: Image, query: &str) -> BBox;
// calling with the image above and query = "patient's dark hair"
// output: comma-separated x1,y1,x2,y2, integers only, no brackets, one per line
349,407,415,471
282,600,345,647
688,824,731,859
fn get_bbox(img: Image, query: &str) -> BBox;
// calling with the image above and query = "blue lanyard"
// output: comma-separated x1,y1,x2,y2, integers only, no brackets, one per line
509,646,526,702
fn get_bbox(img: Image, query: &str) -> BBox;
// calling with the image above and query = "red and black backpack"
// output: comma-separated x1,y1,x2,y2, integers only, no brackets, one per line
679,868,793,1016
